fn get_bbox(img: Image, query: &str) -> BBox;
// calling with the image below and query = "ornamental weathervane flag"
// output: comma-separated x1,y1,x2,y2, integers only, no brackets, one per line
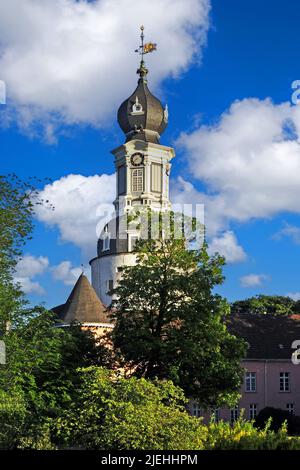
135,26,157,57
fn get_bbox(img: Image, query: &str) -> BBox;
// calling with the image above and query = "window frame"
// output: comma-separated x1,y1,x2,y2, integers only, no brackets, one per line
192,403,201,418
280,372,290,392
230,405,239,424
102,224,110,252
249,404,257,420
212,408,220,423
287,403,295,415
132,168,144,193
245,371,257,393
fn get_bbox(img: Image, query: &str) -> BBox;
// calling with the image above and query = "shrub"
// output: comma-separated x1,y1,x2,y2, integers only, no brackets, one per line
255,407,300,435
204,417,300,450
0,388,27,449
55,367,207,450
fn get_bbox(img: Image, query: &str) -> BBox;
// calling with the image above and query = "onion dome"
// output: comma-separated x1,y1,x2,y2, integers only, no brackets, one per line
117,60,168,144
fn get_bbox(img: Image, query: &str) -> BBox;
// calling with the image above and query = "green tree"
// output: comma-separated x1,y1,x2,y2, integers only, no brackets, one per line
231,295,295,316
0,174,49,332
110,237,246,408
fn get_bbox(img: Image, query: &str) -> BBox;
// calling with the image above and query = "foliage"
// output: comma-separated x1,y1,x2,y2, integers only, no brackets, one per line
255,407,300,435
231,295,296,316
110,237,246,408
0,174,51,333
0,310,106,449
0,388,27,449
55,367,207,450
204,417,300,450
54,370,300,451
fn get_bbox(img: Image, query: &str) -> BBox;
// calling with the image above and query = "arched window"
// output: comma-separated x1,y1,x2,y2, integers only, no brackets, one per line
102,224,110,251
132,168,143,193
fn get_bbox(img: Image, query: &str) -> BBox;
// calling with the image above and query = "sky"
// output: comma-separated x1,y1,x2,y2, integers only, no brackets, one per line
2,0,300,307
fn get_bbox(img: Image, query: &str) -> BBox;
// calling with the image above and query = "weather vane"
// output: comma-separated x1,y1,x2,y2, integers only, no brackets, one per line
135,26,157,79
135,26,157,58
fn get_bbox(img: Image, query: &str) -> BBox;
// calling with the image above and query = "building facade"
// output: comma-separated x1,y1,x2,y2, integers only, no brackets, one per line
190,314,300,422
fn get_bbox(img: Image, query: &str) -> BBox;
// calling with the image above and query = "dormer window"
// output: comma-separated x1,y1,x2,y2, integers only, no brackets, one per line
131,96,144,115
102,224,110,251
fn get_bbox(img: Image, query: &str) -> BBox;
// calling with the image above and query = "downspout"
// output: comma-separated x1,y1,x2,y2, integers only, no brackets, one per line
264,360,267,408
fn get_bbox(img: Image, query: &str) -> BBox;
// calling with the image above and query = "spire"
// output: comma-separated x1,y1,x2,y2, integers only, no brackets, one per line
117,27,167,144
135,26,157,82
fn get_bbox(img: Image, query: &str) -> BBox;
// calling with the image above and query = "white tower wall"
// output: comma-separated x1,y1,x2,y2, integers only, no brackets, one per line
91,252,137,307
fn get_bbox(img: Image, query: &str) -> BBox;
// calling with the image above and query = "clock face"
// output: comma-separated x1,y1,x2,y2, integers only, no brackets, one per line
131,152,144,166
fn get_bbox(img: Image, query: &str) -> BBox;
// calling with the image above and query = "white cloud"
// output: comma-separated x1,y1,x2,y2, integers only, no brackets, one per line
240,274,270,288
51,261,84,286
14,277,45,295
176,98,300,236
14,255,49,294
208,231,247,263
0,0,210,137
35,173,115,256
15,255,49,278
273,223,300,245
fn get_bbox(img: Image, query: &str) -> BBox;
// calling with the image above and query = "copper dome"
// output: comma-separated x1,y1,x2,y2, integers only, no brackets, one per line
117,64,168,144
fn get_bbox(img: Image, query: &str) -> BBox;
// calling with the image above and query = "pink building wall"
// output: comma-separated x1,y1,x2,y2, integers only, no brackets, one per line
191,359,300,422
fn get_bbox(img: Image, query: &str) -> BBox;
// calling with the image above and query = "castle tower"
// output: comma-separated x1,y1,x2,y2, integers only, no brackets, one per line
90,28,175,306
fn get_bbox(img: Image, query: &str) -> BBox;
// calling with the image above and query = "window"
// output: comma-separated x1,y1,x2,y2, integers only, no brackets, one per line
192,403,201,418
245,372,256,392
230,405,239,424
151,163,162,193
106,279,113,294
132,168,143,193
249,404,257,420
212,408,220,423
118,165,126,195
102,224,110,251
280,372,290,392
287,403,295,415
103,236,110,251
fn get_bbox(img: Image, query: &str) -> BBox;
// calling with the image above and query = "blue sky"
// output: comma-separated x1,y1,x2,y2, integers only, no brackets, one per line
2,0,300,307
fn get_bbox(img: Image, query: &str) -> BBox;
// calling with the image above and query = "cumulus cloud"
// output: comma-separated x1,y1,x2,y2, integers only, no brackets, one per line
208,231,247,264
14,255,49,294
51,261,84,286
35,173,115,256
240,274,270,288
176,98,300,236
0,0,210,137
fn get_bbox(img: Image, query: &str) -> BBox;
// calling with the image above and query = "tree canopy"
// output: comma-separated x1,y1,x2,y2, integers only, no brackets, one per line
231,295,299,316
111,237,246,408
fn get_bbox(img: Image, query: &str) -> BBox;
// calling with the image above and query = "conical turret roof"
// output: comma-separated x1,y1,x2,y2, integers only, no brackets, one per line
53,274,109,324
